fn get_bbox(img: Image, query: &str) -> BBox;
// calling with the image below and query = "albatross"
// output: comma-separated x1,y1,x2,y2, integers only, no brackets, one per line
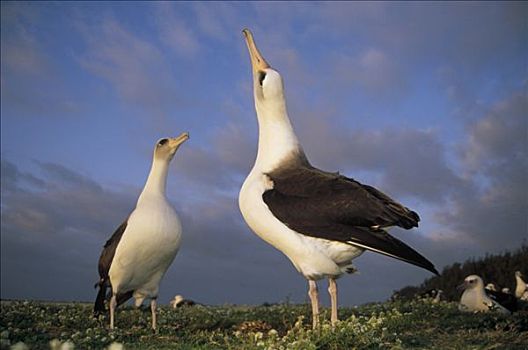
170,294,197,308
238,29,438,329
459,275,511,314
515,271,528,301
94,132,189,330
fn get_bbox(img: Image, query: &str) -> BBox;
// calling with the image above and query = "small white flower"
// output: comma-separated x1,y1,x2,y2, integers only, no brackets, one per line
10,342,29,350
107,342,124,350
60,341,75,350
49,339,61,350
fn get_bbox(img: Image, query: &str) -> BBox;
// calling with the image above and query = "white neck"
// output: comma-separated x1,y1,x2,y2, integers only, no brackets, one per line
516,275,526,295
463,286,486,302
253,98,304,172
137,157,169,205
475,286,486,298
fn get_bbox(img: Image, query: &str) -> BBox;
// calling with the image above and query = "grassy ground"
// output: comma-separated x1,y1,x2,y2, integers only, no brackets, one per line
1,299,527,349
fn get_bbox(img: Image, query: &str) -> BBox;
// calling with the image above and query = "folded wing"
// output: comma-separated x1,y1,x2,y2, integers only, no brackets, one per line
263,165,438,275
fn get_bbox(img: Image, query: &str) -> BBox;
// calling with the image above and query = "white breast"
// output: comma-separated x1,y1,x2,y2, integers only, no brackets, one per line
459,289,510,314
239,170,362,280
109,197,182,299
515,276,527,299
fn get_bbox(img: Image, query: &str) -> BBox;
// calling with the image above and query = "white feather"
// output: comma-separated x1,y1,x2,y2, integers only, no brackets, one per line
109,197,181,305
515,271,528,300
108,141,183,306
239,74,364,281
459,275,510,314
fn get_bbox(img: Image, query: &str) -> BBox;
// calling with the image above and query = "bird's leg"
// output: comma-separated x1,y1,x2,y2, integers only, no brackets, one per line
150,298,157,332
109,294,117,330
328,278,338,327
308,280,320,329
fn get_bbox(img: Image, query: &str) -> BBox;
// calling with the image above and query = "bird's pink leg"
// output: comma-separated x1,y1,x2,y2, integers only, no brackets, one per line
109,295,117,329
328,278,338,327
308,280,320,329
151,298,158,331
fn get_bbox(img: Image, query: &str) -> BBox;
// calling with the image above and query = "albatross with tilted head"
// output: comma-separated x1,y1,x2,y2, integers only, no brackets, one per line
94,132,189,330
238,29,438,329
459,275,511,314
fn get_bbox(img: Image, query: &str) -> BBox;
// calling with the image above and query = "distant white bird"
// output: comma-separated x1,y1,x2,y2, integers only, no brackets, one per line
433,290,443,303
459,275,510,314
170,294,196,308
485,283,497,292
94,133,189,330
515,271,528,300
238,28,438,329
502,288,510,294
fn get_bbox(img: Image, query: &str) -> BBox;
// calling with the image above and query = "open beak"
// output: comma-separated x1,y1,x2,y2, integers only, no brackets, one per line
242,28,270,74
169,132,189,148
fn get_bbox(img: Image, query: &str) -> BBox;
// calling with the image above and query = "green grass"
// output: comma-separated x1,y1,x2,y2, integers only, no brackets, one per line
1,299,527,349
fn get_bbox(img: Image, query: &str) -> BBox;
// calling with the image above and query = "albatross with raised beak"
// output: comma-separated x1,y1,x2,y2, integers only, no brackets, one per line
238,29,438,329
94,132,189,330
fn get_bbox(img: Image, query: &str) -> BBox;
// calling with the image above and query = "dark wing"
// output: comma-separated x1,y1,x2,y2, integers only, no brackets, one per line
98,219,128,280
177,299,197,308
487,290,517,312
263,165,438,275
94,219,131,315
267,166,420,229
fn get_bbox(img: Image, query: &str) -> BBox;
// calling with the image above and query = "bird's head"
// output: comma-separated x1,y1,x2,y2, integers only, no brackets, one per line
154,132,189,162
515,271,524,278
485,283,497,291
242,29,286,114
459,275,483,291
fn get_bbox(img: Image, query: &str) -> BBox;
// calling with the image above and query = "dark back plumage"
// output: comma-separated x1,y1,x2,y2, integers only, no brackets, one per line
94,219,133,316
487,289,518,313
176,299,196,308
266,165,419,229
263,163,437,275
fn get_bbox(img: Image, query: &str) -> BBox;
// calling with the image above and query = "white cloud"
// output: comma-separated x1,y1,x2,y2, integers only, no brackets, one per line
0,2,48,75
191,2,237,42
435,91,527,251
154,2,201,57
75,16,180,118
0,2,81,118
328,47,407,100
462,92,527,173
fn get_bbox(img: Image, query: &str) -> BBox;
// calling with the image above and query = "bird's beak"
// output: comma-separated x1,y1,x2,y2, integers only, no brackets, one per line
457,282,468,291
242,28,270,74
169,132,190,148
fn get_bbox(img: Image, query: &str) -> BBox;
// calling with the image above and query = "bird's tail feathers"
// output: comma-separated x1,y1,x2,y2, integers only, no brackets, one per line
94,278,104,289
93,280,108,316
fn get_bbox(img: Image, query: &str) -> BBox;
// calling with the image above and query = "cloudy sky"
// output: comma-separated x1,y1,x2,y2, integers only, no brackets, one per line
1,2,527,307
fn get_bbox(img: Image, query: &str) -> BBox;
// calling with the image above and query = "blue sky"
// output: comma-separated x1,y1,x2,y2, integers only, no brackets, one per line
1,2,527,306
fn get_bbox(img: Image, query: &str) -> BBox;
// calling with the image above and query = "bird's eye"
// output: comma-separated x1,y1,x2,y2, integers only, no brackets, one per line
258,71,266,86
158,138,168,146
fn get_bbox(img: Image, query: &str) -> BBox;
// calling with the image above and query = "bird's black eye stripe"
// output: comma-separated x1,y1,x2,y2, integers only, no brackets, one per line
258,71,266,86
158,138,168,146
